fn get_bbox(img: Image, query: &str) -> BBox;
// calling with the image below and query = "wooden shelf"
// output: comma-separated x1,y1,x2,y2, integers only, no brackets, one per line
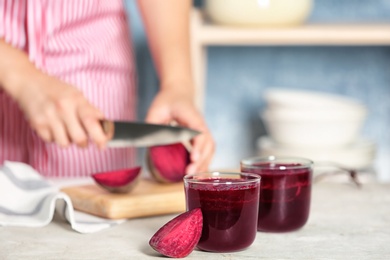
198,24,390,46
190,8,390,109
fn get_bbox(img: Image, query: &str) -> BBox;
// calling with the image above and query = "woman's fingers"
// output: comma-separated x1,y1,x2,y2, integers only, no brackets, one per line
57,100,88,147
61,113,88,147
83,118,107,148
53,88,106,148
48,117,70,147
35,126,53,143
31,92,105,148
78,104,107,148
28,102,69,146
171,107,215,174
186,132,215,174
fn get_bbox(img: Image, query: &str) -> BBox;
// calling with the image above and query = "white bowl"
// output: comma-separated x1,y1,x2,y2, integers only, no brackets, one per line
263,88,366,110
204,0,313,27
261,107,367,148
257,136,376,169
261,89,368,148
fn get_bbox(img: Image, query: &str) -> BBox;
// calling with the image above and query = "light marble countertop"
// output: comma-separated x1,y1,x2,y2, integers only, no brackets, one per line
2,182,390,260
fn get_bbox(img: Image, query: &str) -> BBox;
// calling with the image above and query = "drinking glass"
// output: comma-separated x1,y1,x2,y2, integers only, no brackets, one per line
241,156,313,232
184,172,260,252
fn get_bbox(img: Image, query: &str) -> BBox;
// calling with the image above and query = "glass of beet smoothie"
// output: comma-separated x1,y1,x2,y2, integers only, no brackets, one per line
241,156,313,232
184,172,260,253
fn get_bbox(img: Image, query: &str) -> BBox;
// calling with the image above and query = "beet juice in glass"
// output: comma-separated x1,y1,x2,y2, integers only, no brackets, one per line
241,156,313,232
184,172,260,253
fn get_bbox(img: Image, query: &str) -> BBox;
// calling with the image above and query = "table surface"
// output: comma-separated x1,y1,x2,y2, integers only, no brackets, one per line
2,182,390,259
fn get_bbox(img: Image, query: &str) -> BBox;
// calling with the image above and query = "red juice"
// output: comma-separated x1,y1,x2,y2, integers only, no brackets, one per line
184,175,260,252
241,158,312,232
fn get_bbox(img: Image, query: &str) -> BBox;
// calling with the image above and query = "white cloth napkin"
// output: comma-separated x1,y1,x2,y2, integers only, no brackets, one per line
0,161,125,233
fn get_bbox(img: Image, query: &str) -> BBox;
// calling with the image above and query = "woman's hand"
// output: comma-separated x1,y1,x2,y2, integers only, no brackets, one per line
14,73,107,148
0,39,107,148
138,0,214,172
145,88,215,174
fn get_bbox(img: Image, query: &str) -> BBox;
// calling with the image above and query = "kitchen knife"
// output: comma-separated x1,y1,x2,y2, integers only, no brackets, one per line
101,120,200,148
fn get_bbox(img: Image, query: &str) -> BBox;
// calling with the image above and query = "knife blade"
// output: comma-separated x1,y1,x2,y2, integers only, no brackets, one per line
101,120,200,148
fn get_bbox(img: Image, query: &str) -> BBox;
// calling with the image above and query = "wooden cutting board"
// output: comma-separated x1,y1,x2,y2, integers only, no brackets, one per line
61,179,186,219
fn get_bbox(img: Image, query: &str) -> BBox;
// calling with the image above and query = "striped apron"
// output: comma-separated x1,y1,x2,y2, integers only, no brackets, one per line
0,0,137,177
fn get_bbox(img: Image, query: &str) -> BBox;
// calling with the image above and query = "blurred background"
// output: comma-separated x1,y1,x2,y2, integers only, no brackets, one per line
125,0,390,182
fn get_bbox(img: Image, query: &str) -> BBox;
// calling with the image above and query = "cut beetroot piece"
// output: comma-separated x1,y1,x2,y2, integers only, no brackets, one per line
92,166,141,193
149,208,203,258
147,143,190,183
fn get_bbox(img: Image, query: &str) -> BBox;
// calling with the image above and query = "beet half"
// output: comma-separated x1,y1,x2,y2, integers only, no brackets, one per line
147,143,191,183
149,208,203,258
91,166,141,193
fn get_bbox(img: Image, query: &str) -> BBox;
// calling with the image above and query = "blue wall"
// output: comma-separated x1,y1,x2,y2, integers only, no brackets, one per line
125,0,390,180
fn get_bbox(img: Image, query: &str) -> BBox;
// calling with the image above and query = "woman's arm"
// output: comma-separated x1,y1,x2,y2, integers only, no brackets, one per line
0,39,107,147
0,39,34,98
137,0,215,173
136,0,193,93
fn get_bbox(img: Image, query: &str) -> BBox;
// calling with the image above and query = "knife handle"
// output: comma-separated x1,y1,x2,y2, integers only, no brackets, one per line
100,120,115,140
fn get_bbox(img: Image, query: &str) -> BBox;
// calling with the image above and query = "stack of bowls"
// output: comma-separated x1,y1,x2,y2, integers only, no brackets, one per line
258,89,376,169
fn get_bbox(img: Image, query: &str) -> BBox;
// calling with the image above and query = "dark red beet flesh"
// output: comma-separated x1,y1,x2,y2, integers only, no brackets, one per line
149,208,203,258
147,143,190,183
92,166,141,193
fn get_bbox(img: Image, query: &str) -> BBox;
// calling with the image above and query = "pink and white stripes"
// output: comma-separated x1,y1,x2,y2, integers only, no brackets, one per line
0,0,137,177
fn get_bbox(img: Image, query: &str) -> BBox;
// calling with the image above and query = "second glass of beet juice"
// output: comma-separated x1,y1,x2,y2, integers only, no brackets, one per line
241,156,313,232
184,172,260,253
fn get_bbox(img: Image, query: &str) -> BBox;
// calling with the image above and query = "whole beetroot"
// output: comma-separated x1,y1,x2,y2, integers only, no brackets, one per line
147,143,191,183
149,208,203,258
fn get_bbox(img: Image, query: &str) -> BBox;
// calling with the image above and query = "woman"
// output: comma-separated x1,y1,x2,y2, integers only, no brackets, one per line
0,0,214,177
